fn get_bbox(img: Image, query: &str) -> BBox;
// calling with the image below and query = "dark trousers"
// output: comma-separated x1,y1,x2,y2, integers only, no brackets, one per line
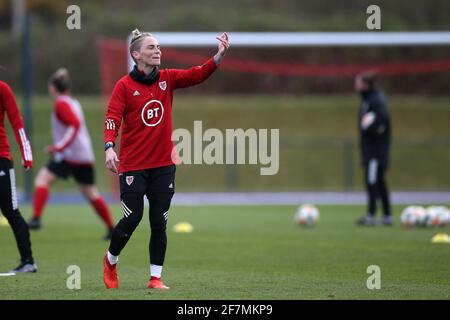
109,165,175,266
364,158,391,217
0,158,34,263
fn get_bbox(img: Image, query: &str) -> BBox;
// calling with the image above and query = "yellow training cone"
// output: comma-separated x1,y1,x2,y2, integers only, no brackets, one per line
0,215,9,227
431,233,450,244
173,222,193,233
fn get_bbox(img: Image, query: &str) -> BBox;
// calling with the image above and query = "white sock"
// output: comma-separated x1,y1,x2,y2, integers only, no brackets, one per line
150,264,163,278
107,251,118,265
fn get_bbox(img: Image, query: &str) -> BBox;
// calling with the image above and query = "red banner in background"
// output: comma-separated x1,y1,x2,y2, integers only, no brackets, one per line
162,48,450,77
98,37,450,80
97,38,129,98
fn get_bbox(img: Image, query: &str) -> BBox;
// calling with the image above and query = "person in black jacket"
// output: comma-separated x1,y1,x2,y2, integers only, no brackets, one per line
354,71,392,226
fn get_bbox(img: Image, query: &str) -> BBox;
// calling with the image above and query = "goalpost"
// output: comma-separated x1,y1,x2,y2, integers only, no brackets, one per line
126,31,450,71
131,31,450,46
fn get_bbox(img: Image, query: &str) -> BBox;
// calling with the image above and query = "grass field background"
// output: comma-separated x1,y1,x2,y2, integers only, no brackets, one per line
7,94,450,192
1,204,449,300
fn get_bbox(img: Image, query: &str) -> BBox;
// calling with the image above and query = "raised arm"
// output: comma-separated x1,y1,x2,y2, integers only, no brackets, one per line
171,32,230,89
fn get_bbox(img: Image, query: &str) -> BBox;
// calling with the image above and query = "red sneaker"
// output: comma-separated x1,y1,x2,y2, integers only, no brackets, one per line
103,254,118,289
147,276,170,290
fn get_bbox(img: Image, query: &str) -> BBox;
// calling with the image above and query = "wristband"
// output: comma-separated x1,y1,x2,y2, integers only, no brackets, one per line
104,142,114,151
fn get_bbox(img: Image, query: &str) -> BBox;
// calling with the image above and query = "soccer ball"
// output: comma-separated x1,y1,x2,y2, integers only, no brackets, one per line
424,206,450,227
400,206,425,227
435,206,450,227
424,206,440,227
413,206,427,227
295,204,319,227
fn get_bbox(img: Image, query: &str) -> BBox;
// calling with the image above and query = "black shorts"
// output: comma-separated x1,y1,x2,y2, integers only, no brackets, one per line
47,160,95,185
120,164,175,195
0,157,19,212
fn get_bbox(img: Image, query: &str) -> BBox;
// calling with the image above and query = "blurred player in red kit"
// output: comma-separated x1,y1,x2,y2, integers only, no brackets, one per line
28,69,115,239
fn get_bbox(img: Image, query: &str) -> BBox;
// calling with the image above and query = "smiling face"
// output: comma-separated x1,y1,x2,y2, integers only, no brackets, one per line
131,36,161,67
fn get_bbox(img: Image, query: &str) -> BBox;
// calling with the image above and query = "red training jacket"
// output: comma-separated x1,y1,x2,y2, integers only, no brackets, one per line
104,58,218,173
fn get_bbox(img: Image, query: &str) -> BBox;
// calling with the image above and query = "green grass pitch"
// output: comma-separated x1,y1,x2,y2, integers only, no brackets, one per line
1,204,449,299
